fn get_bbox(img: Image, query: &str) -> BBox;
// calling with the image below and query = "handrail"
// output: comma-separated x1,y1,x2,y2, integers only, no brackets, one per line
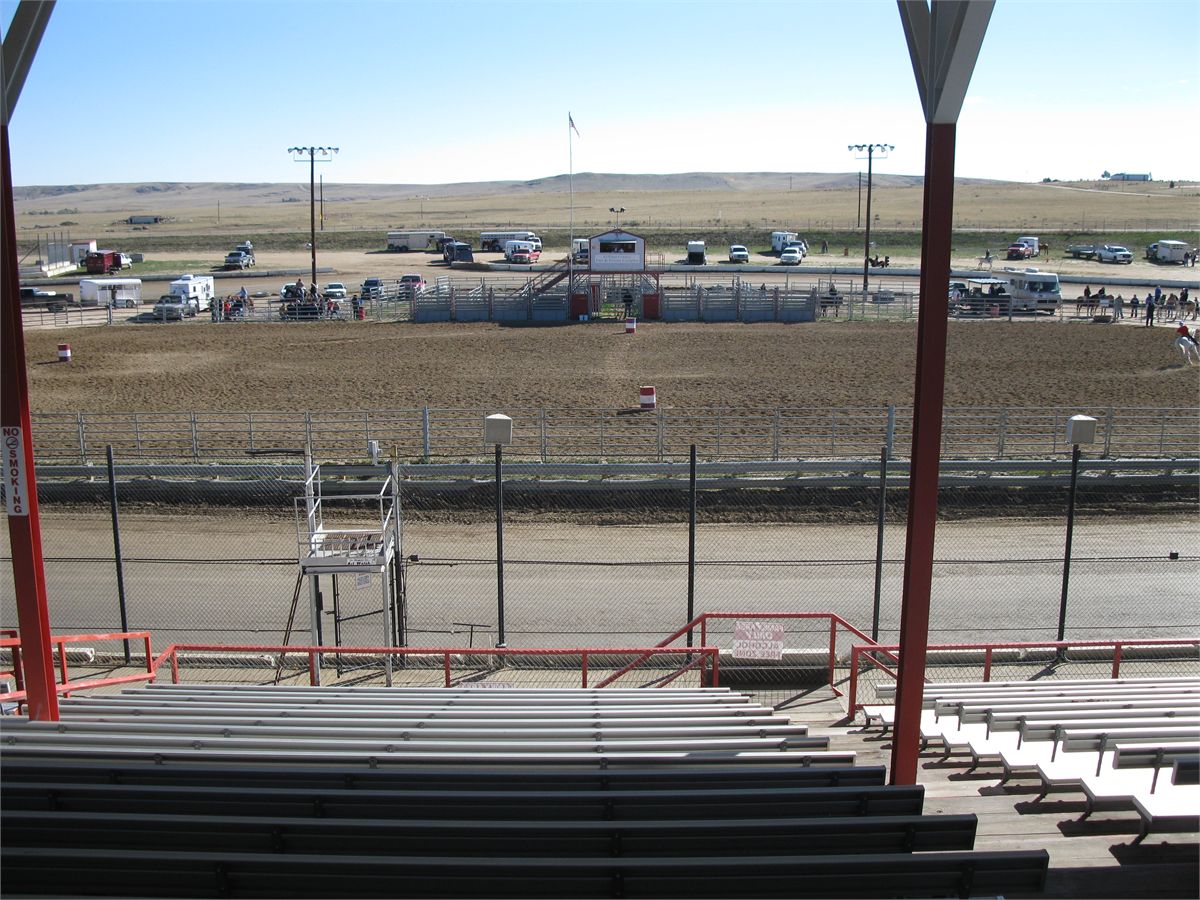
0,631,155,710
846,637,1200,713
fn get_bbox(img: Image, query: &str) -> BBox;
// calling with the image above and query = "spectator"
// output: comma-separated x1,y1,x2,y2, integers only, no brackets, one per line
1145,293,1156,327
1113,294,1124,319
820,239,828,254
1130,294,1140,319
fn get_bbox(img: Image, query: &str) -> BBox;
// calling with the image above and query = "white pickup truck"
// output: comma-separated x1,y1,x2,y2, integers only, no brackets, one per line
1095,245,1133,264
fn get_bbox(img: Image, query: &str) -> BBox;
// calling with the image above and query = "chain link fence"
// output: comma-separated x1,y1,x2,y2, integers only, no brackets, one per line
3,454,1196,684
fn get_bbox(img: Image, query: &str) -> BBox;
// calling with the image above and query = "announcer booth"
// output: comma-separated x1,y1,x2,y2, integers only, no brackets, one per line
571,230,661,319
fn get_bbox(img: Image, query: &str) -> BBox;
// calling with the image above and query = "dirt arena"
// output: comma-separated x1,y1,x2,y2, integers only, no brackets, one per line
22,314,1199,414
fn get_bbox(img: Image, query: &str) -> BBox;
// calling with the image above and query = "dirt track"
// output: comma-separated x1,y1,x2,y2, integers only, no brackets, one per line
22,317,1199,414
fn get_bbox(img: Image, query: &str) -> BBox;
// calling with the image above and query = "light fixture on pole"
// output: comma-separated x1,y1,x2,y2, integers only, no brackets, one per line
1056,414,1096,655
484,414,514,648
288,146,338,292
848,143,893,301
609,207,626,230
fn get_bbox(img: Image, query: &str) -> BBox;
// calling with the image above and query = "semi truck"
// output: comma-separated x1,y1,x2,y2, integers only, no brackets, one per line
79,278,142,308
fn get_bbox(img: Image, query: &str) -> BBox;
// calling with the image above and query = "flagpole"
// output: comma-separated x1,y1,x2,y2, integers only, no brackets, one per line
568,112,575,298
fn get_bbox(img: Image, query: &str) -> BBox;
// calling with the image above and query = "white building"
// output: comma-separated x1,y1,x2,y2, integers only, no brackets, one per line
588,230,645,272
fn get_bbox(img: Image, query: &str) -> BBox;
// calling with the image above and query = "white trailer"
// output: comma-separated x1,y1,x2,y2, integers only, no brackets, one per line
386,230,446,252
1147,239,1189,263
1017,236,1040,256
79,277,142,308
168,274,215,311
686,241,706,265
771,231,798,253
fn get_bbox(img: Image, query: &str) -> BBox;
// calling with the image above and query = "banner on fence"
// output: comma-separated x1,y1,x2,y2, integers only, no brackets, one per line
732,621,785,660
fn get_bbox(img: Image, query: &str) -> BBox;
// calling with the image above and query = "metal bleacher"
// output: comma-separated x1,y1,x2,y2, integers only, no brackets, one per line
1,684,1051,897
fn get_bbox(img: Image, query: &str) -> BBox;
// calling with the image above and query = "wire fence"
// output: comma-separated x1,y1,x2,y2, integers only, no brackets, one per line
2,454,1196,682
28,405,1200,464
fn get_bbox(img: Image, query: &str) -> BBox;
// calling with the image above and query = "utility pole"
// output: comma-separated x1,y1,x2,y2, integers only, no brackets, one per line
848,144,894,300
288,146,338,290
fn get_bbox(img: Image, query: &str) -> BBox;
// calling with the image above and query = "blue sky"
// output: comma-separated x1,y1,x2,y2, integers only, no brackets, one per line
5,0,1198,185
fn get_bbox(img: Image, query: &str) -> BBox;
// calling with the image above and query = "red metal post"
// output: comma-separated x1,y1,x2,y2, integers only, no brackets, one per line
827,618,837,687
890,122,956,786
983,648,993,682
143,636,153,672
307,651,316,685
847,646,860,713
581,651,588,688
170,650,179,684
444,653,451,687
1112,643,1122,679
1,127,59,722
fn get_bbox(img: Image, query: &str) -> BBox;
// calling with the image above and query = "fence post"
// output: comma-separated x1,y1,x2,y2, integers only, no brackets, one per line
997,409,1007,458
105,446,132,664
687,444,697,648
773,409,781,461
885,405,896,459
133,413,142,454
872,446,888,642
1102,406,1114,459
304,412,314,458
657,408,665,462
190,412,199,461
76,412,87,464
539,408,547,463
422,407,431,461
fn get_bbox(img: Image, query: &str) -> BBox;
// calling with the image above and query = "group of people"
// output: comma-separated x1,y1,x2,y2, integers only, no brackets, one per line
1078,285,1194,325
868,255,891,268
212,286,255,322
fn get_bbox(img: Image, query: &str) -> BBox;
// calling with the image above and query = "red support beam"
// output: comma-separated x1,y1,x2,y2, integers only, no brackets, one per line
889,121,956,785
1,125,59,721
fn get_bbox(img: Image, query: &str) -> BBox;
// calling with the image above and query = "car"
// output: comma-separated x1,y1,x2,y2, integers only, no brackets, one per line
1006,242,1033,260
324,282,348,300
779,248,803,266
400,274,426,293
728,245,750,263
1096,245,1133,264
224,251,254,270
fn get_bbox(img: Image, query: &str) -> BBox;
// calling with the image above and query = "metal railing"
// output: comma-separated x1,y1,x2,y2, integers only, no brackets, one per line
27,405,1199,464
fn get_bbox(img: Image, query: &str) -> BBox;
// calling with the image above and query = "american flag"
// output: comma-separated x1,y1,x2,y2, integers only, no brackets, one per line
569,114,580,137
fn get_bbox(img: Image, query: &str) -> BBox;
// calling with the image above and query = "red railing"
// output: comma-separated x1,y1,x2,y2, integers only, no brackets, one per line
1,631,155,711
846,637,1200,713
593,611,895,694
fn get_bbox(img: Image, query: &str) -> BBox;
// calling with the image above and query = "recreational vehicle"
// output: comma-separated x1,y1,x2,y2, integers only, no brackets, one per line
387,230,446,252
167,274,215,312
770,231,798,253
999,267,1061,312
79,277,142,308
480,231,541,252
571,238,590,263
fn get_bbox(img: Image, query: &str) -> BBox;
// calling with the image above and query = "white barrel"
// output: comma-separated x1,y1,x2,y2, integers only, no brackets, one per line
640,386,656,409
57,343,72,363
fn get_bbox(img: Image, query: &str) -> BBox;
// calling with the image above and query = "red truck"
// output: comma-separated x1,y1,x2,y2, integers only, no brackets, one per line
85,250,122,275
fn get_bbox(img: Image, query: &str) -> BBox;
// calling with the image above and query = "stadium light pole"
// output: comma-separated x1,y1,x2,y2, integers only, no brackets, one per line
849,144,893,300
1057,415,1097,656
288,146,338,292
484,415,514,648
609,207,626,230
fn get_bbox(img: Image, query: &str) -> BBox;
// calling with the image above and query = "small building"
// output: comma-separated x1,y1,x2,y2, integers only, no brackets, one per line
127,215,166,225
588,229,645,272
70,239,97,266
1109,173,1151,182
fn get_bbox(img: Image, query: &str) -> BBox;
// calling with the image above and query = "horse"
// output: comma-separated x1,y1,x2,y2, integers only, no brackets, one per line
1182,298,1199,321
1075,296,1098,317
1176,336,1200,366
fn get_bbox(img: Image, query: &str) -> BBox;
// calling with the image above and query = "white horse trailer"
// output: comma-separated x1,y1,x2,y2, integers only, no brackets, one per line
387,230,445,252
79,277,142,308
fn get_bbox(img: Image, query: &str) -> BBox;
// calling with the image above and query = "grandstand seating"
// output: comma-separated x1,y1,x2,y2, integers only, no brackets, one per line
1,684,1051,897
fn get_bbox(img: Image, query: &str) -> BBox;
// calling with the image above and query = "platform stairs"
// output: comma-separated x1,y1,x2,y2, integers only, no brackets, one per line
0,681,1050,898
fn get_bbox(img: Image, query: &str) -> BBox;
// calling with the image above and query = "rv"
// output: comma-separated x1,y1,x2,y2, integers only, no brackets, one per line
167,274,215,312
571,238,590,264
686,241,706,265
504,240,541,264
79,277,142,308
1000,267,1061,313
480,231,541,252
771,231,799,253
387,230,446,252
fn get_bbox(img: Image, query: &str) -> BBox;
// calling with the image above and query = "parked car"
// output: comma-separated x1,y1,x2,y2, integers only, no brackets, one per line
728,245,750,263
224,250,254,270
1095,245,1133,264
400,274,426,294
1006,242,1034,260
324,282,348,300
779,247,803,266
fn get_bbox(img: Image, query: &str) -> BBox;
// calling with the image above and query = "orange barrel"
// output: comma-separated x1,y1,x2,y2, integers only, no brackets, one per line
57,343,72,362
640,386,656,409
625,317,637,334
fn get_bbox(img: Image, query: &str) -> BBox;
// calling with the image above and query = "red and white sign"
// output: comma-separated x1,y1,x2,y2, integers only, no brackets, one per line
732,621,785,660
3,426,31,517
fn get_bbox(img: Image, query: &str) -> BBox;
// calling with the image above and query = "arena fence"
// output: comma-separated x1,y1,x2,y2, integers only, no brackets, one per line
27,405,1200,464
2,454,1195,670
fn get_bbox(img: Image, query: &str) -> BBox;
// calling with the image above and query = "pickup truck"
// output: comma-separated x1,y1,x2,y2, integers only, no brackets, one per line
1095,245,1133,264
152,295,197,319
224,250,255,270
728,245,750,263
1065,244,1100,259
20,287,73,310
1006,242,1033,260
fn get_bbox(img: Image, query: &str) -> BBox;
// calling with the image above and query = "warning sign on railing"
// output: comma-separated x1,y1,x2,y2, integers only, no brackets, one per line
732,621,785,660
3,426,30,517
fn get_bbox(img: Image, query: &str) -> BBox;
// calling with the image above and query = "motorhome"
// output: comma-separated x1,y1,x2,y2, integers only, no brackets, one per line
999,267,1061,313
79,277,142,308
166,274,215,312
386,230,446,252
480,231,541,252
686,241,706,265
770,231,798,253
504,240,541,264
571,238,590,263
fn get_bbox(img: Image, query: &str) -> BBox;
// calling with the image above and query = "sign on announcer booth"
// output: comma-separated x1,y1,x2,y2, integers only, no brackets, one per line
3,426,31,517
732,621,785,661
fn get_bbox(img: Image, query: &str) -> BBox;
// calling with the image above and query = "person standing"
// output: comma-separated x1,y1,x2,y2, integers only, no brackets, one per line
1145,293,1156,326
1113,294,1124,319
1130,294,1140,319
